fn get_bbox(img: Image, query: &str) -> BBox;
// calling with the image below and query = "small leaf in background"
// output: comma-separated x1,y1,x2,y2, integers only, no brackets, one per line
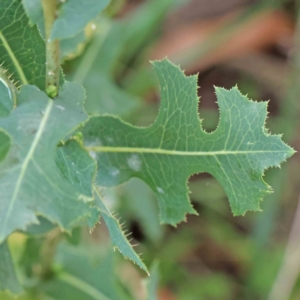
82,59,294,225
51,0,110,40
44,243,134,300
21,0,43,27
94,187,148,273
60,31,87,62
24,217,55,236
0,83,93,242
0,241,22,294
83,74,140,117
0,0,46,89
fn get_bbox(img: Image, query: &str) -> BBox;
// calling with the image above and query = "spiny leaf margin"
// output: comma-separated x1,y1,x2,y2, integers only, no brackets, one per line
81,58,295,225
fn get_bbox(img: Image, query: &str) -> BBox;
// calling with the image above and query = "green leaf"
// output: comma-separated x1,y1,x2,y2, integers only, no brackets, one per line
94,187,148,273
24,216,55,236
60,31,87,62
44,243,134,300
81,59,294,225
83,74,140,117
0,241,22,294
21,0,43,27
56,140,96,200
0,82,93,242
0,0,46,90
51,0,110,40
71,0,176,79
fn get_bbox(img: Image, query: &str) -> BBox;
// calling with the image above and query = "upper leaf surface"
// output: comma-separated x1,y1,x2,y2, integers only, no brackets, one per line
0,82,93,242
51,0,110,40
82,59,294,225
0,0,46,89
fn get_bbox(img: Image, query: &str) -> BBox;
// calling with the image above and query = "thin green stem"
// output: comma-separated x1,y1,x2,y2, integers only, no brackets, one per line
41,0,60,97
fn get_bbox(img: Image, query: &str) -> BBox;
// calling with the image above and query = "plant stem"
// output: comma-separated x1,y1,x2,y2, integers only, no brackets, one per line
41,0,60,98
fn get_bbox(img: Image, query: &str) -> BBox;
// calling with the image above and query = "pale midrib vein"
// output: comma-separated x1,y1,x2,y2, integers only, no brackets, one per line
87,146,288,156
2,100,53,234
0,31,28,85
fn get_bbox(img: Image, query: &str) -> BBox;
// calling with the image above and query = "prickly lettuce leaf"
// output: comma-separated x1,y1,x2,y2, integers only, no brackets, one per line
0,82,94,242
81,59,294,225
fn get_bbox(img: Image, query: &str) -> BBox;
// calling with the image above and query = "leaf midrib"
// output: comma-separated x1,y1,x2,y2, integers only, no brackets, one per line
87,146,290,156
2,99,53,236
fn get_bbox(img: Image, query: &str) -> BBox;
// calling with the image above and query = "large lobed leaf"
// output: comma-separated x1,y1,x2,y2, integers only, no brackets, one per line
82,59,295,225
0,82,94,242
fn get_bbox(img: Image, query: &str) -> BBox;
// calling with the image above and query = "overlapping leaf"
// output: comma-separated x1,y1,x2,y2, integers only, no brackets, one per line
51,0,110,40
0,0,46,89
22,0,89,62
81,59,294,225
0,82,94,242
43,243,135,300
56,142,146,271
82,73,140,117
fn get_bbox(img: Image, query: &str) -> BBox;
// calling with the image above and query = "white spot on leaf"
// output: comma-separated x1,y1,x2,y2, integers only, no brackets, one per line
89,151,97,159
55,105,65,111
127,154,141,171
110,168,120,177
157,187,164,194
